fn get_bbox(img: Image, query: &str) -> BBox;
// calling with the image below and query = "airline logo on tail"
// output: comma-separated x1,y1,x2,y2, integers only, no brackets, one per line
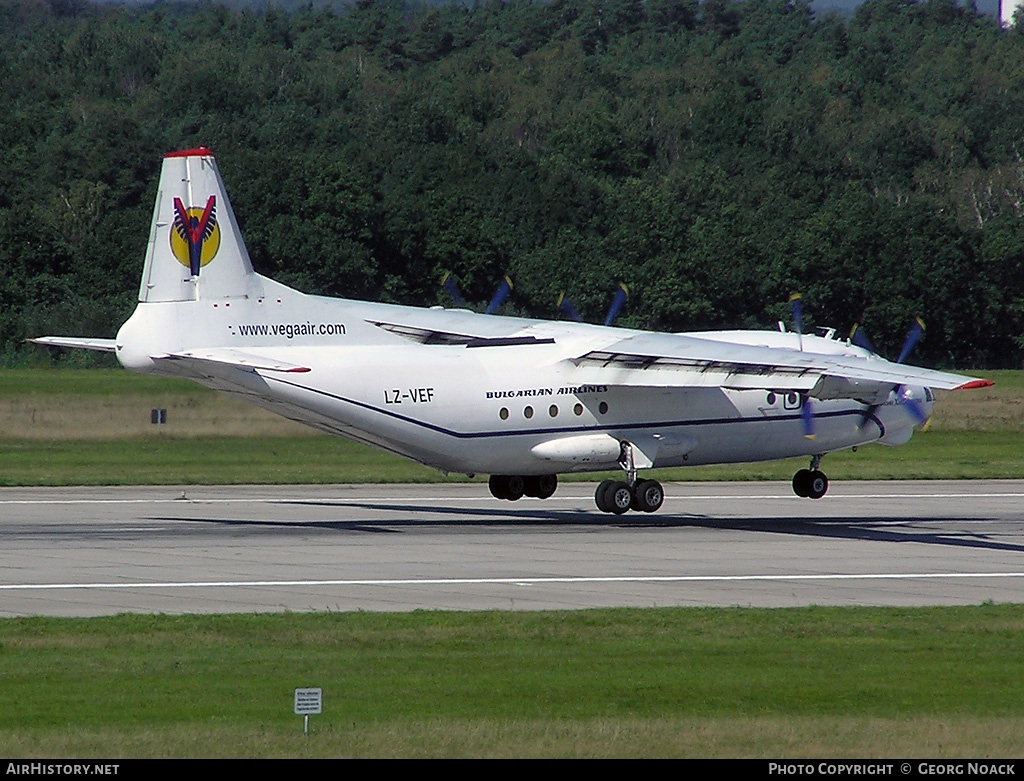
171,195,220,275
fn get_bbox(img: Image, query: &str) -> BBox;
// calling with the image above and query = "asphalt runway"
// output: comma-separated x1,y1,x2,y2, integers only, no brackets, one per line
1,480,1023,617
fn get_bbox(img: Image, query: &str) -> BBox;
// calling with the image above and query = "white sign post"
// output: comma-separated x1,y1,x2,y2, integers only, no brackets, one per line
294,687,322,734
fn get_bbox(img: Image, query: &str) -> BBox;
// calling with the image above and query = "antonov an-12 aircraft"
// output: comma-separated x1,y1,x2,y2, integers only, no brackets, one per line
34,148,992,514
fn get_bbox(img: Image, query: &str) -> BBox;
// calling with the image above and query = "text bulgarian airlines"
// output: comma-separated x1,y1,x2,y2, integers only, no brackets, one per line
486,385,608,399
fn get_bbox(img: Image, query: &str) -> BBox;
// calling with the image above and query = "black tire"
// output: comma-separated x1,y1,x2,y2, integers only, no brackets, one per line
634,479,665,513
595,479,616,512
607,481,634,515
807,470,828,500
489,475,524,501
524,474,558,499
504,475,525,501
792,469,811,498
489,474,509,500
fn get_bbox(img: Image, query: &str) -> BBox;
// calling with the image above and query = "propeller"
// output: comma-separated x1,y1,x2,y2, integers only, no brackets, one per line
849,322,875,353
604,283,629,326
485,275,514,315
800,394,816,440
897,317,926,365
789,293,804,348
855,317,930,429
557,292,582,322
442,273,514,314
895,318,930,425
788,294,816,438
557,283,628,324
441,272,468,308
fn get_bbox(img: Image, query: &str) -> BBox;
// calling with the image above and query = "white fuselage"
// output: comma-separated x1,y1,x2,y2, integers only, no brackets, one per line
114,277,925,477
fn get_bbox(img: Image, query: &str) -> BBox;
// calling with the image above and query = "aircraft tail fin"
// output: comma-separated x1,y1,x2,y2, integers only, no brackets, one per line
139,148,263,303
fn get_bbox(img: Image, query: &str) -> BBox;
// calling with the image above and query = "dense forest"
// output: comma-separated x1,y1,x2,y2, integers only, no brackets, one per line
3,0,1024,368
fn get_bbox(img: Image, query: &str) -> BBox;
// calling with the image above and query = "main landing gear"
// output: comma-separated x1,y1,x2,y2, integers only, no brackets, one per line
489,474,558,501
594,477,665,514
792,455,829,499
593,439,665,515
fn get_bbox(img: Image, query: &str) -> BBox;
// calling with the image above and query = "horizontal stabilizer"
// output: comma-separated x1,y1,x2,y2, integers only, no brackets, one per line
156,348,310,374
29,336,118,353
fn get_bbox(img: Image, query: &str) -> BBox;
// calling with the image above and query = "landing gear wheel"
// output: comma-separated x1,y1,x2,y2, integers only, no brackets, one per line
633,479,664,513
606,481,634,515
806,470,828,499
524,474,558,499
792,469,828,499
489,474,509,500
488,475,524,501
792,469,811,498
595,480,616,512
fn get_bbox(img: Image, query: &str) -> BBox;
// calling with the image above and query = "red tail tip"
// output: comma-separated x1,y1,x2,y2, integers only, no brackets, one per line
164,147,214,159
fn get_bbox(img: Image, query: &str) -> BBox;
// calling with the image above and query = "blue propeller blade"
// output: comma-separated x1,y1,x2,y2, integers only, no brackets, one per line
857,404,878,431
604,283,629,327
899,385,930,426
485,276,513,315
557,293,581,322
441,272,467,308
897,318,925,364
801,395,816,440
849,323,875,353
789,293,804,335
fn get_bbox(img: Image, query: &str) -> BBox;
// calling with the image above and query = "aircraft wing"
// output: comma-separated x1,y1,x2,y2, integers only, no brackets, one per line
570,332,988,402
30,336,118,352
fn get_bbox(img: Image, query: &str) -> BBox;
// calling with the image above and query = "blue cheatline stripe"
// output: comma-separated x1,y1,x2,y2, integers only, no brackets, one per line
266,375,886,442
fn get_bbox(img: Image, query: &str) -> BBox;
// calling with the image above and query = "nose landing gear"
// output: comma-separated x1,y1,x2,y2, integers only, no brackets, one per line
792,455,828,499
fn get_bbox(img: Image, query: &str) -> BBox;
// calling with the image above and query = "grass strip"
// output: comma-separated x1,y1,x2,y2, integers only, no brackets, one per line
0,429,1020,485
1,606,1022,758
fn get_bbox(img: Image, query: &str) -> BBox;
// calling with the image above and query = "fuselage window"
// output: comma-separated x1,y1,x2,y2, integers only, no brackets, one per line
499,407,509,420
573,403,584,416
524,405,534,419
766,392,776,406
598,401,609,415
549,404,558,418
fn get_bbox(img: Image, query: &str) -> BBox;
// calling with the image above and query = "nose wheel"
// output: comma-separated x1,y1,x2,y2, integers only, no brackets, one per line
792,456,828,499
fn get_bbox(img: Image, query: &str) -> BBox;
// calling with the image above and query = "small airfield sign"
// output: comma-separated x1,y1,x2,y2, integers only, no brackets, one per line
294,687,322,734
